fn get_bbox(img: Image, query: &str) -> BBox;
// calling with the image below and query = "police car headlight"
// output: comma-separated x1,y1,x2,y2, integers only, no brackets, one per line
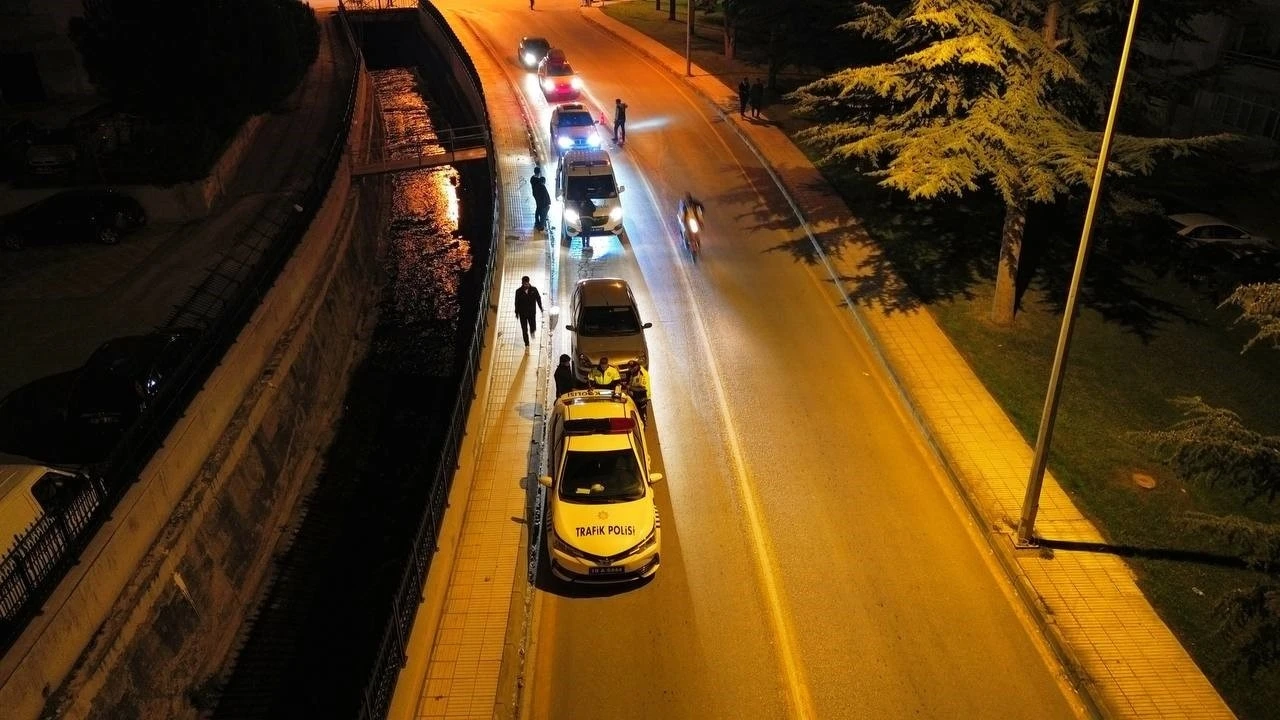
523,52,536,66
557,135,572,149
541,78,554,91
608,206,623,222
633,528,658,554
552,533,588,559
587,133,601,147
571,77,583,90
564,208,580,223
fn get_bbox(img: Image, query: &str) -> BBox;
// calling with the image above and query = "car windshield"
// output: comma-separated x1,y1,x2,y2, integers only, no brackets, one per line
559,449,645,503
557,112,594,128
578,306,641,335
566,176,616,200
548,65,574,78
525,39,549,53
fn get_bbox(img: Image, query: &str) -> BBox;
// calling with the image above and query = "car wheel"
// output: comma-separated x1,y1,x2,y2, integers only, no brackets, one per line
2,233,23,251
98,226,121,245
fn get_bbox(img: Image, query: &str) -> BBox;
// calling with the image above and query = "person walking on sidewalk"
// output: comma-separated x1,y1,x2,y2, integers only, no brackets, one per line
554,354,576,397
737,78,750,118
531,167,551,231
749,78,764,119
613,98,628,145
514,275,543,347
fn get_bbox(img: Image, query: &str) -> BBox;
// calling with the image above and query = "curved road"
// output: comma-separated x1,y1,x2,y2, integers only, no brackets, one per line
439,2,1086,718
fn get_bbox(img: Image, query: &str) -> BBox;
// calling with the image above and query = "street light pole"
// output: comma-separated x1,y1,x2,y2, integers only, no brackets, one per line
1016,0,1143,546
685,0,693,76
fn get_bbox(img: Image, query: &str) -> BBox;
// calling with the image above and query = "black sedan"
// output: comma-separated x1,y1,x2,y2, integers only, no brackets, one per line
66,329,199,451
518,36,551,70
1,189,147,250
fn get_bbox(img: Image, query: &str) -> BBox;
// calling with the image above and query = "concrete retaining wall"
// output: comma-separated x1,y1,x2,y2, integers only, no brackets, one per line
0,59,386,720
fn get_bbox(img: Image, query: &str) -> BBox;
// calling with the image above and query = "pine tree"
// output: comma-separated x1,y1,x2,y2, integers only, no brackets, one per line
1135,282,1280,670
788,0,1223,325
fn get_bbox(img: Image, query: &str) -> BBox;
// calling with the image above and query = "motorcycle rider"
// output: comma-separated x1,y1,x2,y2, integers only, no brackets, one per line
678,191,705,251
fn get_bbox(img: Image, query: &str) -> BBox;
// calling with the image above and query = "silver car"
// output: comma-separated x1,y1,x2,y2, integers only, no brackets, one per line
565,278,651,383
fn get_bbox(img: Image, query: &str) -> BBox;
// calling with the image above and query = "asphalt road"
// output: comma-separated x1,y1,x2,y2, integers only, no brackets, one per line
440,2,1087,718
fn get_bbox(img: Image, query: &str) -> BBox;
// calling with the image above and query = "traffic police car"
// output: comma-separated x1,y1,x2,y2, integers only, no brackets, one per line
539,390,662,582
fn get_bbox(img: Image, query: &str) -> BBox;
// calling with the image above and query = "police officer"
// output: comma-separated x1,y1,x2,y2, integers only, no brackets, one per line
624,359,650,419
588,356,621,390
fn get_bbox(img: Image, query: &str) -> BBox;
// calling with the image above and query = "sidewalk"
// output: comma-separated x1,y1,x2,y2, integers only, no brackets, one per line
583,7,1234,720
388,8,551,719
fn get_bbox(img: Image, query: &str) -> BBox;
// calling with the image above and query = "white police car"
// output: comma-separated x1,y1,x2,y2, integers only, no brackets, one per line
539,390,662,582
549,103,602,155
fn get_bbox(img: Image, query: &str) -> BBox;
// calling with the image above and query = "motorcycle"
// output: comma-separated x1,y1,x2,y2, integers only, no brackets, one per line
677,200,703,260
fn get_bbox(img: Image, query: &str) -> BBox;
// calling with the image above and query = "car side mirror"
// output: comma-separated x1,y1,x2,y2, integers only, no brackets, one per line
617,184,626,193
642,322,652,329
565,324,576,332
649,473,663,484
538,475,553,488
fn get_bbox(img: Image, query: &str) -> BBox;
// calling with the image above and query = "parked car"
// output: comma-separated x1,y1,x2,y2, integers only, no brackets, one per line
1169,238,1280,299
518,36,551,69
0,189,147,250
24,130,78,175
1167,213,1273,249
66,329,200,445
564,278,651,384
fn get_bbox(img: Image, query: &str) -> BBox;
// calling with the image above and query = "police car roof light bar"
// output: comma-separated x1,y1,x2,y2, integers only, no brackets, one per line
563,417,636,435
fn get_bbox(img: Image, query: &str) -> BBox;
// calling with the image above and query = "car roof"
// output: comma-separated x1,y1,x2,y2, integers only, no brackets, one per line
554,103,588,114
1167,213,1233,228
522,36,549,45
575,278,633,307
0,463,78,500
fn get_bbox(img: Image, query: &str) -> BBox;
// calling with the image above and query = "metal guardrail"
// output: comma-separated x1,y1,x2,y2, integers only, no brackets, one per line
0,12,362,655
355,2,499,718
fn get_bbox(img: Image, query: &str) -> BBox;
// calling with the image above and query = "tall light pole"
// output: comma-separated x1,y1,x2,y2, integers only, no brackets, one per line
685,0,694,76
1016,0,1143,546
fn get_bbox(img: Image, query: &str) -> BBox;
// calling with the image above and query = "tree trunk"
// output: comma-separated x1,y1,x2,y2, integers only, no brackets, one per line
669,0,676,22
656,0,661,11
723,14,735,59
991,191,1028,326
1042,0,1060,46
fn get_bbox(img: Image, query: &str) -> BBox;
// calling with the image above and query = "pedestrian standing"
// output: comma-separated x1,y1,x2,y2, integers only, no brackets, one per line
749,78,764,119
531,167,551,231
737,78,750,118
613,98,628,144
554,354,576,397
514,275,543,347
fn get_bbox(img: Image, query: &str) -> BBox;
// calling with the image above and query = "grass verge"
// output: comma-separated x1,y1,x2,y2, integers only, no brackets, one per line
605,1,1280,717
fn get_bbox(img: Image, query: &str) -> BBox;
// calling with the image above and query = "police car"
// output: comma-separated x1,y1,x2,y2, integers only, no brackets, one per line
539,390,662,582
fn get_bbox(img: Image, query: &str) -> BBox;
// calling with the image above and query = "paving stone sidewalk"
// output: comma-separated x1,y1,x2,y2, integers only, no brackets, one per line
582,6,1234,719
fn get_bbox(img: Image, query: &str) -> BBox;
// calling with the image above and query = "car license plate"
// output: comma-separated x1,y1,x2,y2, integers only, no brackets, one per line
589,566,625,575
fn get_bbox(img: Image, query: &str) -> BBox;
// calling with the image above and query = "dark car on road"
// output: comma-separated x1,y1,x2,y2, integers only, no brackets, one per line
66,330,199,449
518,36,551,69
1,189,146,250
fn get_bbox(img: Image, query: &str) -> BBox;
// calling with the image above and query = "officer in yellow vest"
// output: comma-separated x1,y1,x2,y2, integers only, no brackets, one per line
624,359,650,419
588,356,621,390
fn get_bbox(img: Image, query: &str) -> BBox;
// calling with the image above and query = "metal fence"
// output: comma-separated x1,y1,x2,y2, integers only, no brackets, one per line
356,2,499,718
0,12,362,655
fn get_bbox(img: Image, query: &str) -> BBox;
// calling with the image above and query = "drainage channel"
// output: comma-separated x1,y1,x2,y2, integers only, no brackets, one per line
210,64,490,720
